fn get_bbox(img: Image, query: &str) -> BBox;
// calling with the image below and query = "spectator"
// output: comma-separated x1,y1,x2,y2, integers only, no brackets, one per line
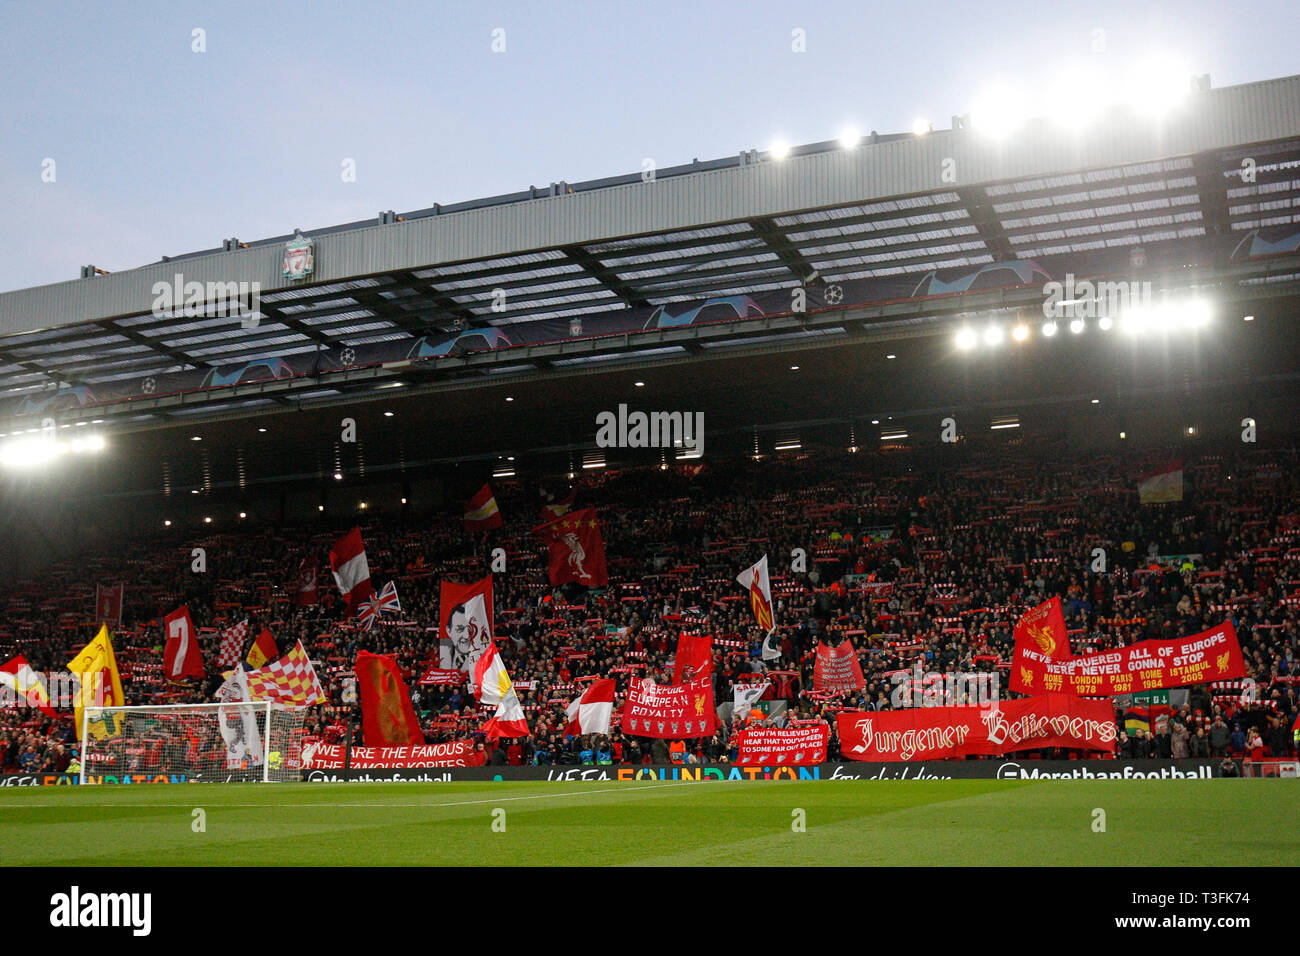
1230,723,1246,755
1209,717,1229,757
1171,720,1190,759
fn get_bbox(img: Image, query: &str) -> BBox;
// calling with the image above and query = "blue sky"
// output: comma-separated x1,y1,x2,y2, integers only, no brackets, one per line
1,0,1296,292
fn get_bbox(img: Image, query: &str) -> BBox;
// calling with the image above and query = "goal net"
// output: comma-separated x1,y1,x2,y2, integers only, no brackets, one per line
79,702,308,784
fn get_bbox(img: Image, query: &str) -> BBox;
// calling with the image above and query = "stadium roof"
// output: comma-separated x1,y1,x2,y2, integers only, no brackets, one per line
0,74,1297,439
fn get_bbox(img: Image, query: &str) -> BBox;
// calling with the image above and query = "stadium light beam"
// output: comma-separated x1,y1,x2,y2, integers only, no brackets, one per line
1127,55,1192,117
970,85,1028,138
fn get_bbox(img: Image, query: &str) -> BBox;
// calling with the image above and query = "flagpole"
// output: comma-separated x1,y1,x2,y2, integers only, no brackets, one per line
263,701,272,784
79,700,89,786
344,715,354,777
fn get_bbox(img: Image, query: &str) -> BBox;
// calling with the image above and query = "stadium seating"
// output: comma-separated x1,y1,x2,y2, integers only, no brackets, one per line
2,441,1297,772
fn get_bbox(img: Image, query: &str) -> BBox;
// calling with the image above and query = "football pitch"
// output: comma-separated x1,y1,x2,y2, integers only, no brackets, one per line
2,780,1296,867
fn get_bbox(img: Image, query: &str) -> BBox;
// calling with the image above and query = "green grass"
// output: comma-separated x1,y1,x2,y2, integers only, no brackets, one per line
1,780,1296,866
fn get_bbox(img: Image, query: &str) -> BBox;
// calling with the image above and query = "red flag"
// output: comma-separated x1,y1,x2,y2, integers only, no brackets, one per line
216,619,250,670
473,641,530,739
329,526,373,613
439,576,494,673
94,583,123,627
564,678,616,736
620,677,716,739
813,639,865,695
291,555,318,606
736,556,778,660
1138,460,1183,504
162,606,205,680
0,654,57,717
672,633,713,684
464,483,503,531
246,628,278,669
355,649,424,746
532,507,608,587
1009,596,1072,697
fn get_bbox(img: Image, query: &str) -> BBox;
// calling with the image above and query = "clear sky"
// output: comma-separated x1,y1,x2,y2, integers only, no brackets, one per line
1,0,1296,292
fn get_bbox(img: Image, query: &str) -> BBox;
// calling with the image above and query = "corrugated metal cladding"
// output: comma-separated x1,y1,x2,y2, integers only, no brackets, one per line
2,74,1298,338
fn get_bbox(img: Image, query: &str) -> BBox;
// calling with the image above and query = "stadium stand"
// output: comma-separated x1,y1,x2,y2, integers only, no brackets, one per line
3,438,1296,772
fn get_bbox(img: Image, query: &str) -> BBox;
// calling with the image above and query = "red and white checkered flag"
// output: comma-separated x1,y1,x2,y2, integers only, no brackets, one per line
245,640,326,706
216,619,250,670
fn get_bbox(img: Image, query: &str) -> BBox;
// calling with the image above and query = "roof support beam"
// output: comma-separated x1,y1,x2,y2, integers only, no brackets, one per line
955,186,1013,261
98,319,212,369
1190,150,1235,249
747,217,820,283
560,245,651,308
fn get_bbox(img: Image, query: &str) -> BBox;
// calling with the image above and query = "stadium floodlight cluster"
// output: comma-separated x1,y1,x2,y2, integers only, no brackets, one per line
955,296,1216,351
0,429,105,468
767,56,1202,156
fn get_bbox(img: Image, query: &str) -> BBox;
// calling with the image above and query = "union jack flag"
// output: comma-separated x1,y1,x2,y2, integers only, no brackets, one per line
356,580,401,631
216,619,249,669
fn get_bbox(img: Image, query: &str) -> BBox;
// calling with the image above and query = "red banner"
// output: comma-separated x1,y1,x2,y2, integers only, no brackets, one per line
672,633,713,684
620,677,717,738
95,583,124,627
836,695,1116,761
301,741,485,769
291,555,319,606
1010,600,1246,696
418,667,465,686
737,725,829,765
813,639,865,695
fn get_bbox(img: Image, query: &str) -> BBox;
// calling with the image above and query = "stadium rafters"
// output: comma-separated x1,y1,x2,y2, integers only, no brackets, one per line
0,73,1298,435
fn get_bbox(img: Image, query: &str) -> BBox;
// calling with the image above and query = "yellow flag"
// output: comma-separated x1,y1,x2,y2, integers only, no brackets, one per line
68,625,125,739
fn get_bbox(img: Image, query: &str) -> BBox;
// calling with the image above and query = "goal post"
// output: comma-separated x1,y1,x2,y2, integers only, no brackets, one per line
79,701,308,784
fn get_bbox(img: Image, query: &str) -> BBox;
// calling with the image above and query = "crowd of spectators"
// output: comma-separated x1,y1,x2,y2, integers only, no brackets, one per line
2,438,1298,774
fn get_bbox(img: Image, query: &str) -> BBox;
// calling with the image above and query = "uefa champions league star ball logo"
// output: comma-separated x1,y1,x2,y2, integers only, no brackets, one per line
823,283,843,305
